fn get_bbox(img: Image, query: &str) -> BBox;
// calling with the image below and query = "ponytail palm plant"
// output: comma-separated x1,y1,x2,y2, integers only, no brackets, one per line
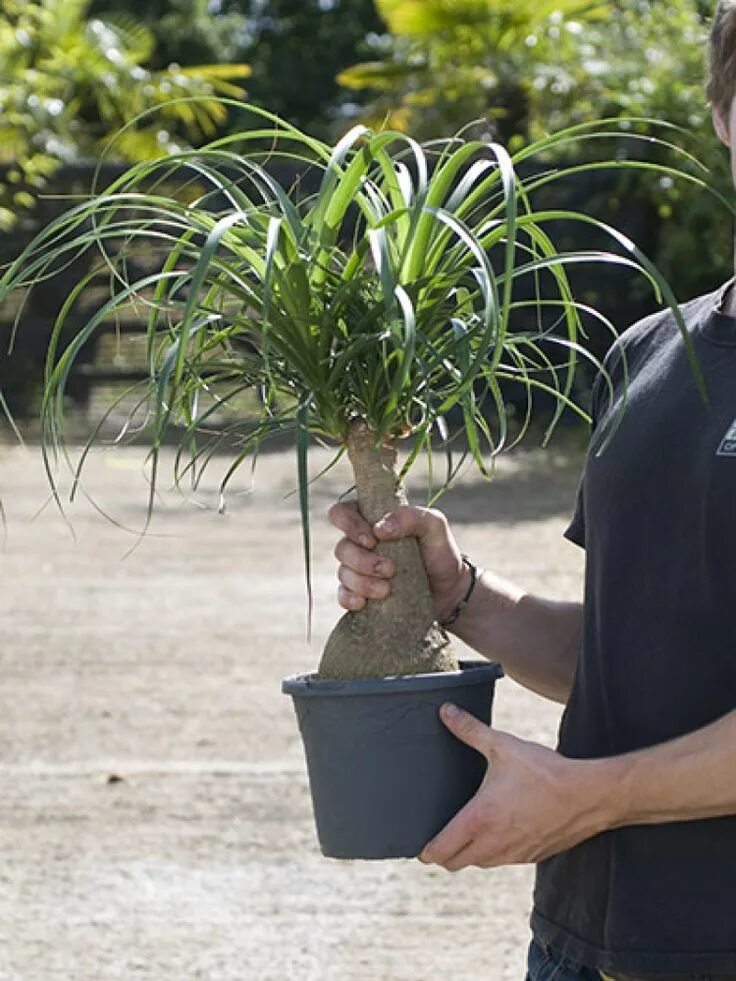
0,106,704,681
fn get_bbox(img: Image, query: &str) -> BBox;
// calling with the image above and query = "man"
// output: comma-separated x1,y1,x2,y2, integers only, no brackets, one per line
329,4,736,979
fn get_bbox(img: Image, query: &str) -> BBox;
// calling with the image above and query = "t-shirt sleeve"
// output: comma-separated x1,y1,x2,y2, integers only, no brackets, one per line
564,477,586,548
563,355,615,550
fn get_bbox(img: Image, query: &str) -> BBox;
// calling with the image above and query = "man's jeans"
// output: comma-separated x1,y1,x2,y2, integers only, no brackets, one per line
526,938,736,981
526,938,602,980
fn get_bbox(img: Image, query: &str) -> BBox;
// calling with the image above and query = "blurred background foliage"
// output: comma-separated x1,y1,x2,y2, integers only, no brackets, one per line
339,0,731,312
227,0,385,138
0,0,732,418
0,0,250,230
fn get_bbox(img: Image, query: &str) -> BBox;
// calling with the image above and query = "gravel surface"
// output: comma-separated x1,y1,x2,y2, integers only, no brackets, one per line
0,440,584,980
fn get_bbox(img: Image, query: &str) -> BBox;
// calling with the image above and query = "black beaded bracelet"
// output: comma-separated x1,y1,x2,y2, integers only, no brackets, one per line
439,554,478,627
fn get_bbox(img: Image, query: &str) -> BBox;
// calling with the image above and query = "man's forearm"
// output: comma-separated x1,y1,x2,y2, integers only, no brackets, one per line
599,708,736,827
449,569,583,704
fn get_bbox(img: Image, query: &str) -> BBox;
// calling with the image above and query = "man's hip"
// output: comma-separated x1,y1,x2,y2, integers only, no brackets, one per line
604,974,736,980
527,938,736,980
603,974,736,981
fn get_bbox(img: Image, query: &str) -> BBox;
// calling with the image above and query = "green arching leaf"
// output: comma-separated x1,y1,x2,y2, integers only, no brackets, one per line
0,388,23,446
368,227,398,315
296,402,313,640
512,118,710,176
215,416,298,509
508,219,581,428
402,140,485,282
305,125,373,285
68,384,152,506
40,269,186,454
381,283,417,426
371,142,422,247
423,205,500,388
263,215,285,330
483,141,518,379
156,211,259,431
460,388,492,480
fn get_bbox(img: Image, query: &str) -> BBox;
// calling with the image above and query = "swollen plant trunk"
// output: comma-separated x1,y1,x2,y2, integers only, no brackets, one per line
318,422,459,681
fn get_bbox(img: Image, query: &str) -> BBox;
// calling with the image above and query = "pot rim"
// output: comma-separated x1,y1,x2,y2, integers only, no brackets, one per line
282,659,503,698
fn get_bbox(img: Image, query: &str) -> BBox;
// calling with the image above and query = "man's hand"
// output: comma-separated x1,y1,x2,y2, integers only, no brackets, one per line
418,704,615,870
329,501,583,702
329,503,471,623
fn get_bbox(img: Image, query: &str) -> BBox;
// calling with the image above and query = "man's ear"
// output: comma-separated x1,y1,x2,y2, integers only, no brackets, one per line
713,105,730,146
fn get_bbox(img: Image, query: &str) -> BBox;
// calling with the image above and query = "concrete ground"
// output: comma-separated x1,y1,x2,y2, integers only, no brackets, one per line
0,439,584,980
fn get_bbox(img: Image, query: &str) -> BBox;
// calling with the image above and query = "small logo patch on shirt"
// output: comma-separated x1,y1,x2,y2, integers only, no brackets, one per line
717,418,736,456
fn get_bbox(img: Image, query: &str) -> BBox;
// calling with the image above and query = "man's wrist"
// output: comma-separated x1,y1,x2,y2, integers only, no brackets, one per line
437,556,474,626
570,755,632,837
439,555,478,627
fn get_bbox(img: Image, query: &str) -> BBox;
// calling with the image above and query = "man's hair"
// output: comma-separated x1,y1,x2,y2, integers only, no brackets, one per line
709,0,736,120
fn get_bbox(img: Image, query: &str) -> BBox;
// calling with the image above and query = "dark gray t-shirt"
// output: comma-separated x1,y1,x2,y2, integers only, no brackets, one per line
532,283,736,976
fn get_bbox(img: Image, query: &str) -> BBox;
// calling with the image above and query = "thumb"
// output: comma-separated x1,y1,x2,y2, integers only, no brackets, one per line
439,702,496,758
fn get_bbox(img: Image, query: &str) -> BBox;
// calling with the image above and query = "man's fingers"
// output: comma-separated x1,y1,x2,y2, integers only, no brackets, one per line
329,502,448,549
337,564,391,601
330,505,396,610
337,585,366,612
439,703,496,758
334,538,395,579
373,506,451,549
418,806,474,866
328,502,376,548
442,841,495,873
418,707,495,866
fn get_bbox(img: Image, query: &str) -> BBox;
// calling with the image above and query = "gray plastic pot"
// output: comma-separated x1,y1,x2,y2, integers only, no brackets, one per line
282,659,503,860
